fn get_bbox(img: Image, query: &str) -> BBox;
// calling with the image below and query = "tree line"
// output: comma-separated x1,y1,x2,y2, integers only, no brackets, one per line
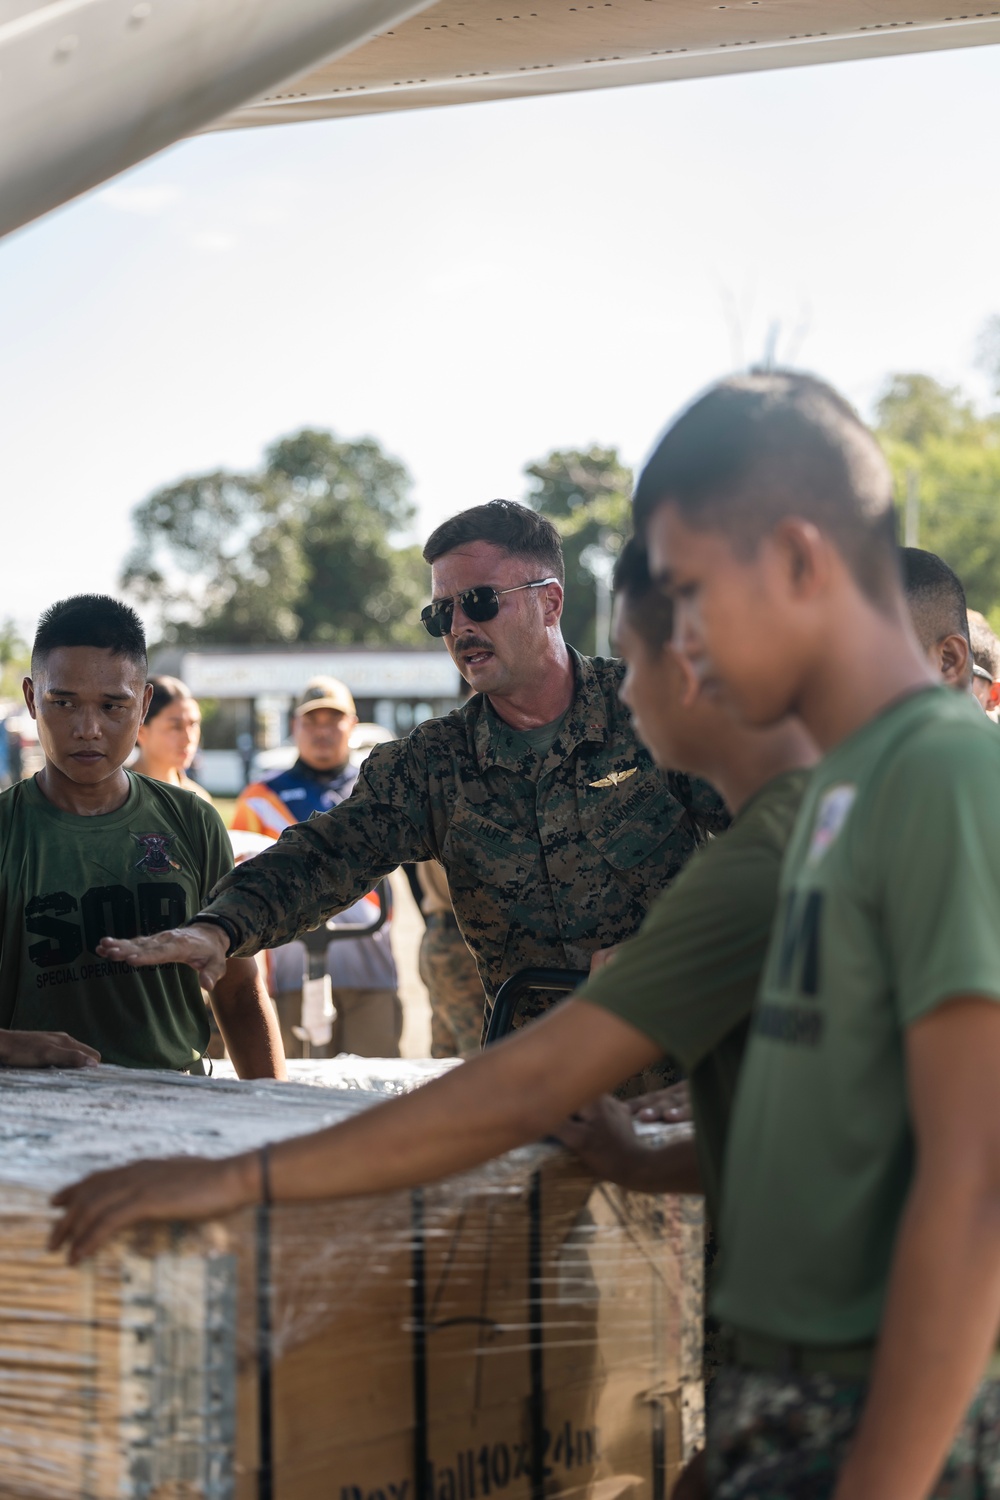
118,427,638,655
41,333,1000,668
876,321,1000,628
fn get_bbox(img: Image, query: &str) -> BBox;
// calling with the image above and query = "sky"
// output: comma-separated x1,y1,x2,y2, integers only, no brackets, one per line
3,38,1000,636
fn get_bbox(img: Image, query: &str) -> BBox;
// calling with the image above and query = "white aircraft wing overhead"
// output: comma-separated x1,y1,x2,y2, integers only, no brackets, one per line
2,0,999,241
218,1,1000,131
0,0,436,241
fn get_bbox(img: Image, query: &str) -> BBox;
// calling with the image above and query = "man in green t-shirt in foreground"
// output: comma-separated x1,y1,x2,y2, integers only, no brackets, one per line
634,372,1000,1497
555,537,816,1230
1,594,285,1079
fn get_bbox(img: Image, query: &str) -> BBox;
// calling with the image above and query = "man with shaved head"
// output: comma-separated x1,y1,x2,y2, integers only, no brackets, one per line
900,546,973,691
0,593,285,1077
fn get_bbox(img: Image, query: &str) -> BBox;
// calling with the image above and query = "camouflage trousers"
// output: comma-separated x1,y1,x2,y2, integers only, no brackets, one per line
419,913,487,1059
707,1365,1000,1498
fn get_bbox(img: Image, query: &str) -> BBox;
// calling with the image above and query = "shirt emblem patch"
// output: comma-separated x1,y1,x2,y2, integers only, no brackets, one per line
807,784,856,865
589,767,639,789
133,833,181,874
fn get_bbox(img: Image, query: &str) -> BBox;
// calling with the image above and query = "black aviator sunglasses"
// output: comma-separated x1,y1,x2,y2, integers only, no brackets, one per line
420,577,559,638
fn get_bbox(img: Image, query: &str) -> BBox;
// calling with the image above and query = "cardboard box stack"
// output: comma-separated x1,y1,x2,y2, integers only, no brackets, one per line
0,1066,703,1499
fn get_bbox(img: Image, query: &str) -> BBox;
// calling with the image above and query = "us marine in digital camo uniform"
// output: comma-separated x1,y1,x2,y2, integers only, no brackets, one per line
91,500,728,1088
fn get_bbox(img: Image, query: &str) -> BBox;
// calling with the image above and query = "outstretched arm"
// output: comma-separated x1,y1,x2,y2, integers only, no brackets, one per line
209,956,286,1080
832,997,1000,1500
100,742,437,979
208,742,437,956
51,998,662,1261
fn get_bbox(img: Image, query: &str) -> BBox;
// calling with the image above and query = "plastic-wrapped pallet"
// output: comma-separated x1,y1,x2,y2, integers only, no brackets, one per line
212,1055,464,1094
0,1065,703,1499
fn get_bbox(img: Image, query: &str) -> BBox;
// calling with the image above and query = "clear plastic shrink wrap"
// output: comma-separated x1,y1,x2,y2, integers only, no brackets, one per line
0,1063,703,1499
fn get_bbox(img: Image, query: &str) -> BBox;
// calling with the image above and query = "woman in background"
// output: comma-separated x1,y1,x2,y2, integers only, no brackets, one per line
133,676,212,802
134,674,224,1057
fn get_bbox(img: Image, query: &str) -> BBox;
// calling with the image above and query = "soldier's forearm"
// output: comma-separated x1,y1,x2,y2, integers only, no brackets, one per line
207,809,423,955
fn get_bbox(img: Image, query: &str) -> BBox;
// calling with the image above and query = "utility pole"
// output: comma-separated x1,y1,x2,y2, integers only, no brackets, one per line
905,469,920,547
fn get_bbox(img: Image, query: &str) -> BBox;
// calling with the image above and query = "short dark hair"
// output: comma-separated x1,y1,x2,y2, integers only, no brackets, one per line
613,536,673,651
900,547,970,650
422,499,565,585
32,595,147,670
146,675,193,723
633,371,899,606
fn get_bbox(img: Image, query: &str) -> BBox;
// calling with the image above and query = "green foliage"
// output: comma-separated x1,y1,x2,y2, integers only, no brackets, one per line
524,446,633,654
875,373,979,446
873,372,1000,624
0,618,28,699
121,430,427,647
122,469,305,643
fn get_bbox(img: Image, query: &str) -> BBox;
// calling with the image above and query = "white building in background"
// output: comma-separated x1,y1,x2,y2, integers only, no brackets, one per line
152,644,463,795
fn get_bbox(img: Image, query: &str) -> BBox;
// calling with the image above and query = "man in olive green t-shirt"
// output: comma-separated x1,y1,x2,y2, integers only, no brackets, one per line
568,543,986,1222
2,771,235,1070
558,744,811,1231
714,688,1000,1335
1,594,285,1079
634,373,1000,1499
544,538,814,1228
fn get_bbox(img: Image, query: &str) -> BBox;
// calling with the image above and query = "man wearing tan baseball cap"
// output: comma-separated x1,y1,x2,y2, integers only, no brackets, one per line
296,675,357,720
232,674,401,1058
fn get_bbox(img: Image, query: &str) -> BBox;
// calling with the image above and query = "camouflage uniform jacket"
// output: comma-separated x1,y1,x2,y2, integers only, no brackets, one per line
207,650,728,1014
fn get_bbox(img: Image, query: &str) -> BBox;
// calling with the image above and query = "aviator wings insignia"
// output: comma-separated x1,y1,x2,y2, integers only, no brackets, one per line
589,767,639,789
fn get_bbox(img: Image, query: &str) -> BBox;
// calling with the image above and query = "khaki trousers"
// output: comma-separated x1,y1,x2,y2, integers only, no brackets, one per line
273,987,403,1060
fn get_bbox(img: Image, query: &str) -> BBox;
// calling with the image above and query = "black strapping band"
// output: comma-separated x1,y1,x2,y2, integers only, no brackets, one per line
256,1203,274,1500
651,1397,666,1500
411,1188,430,1500
528,1171,545,1500
259,1145,272,1207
